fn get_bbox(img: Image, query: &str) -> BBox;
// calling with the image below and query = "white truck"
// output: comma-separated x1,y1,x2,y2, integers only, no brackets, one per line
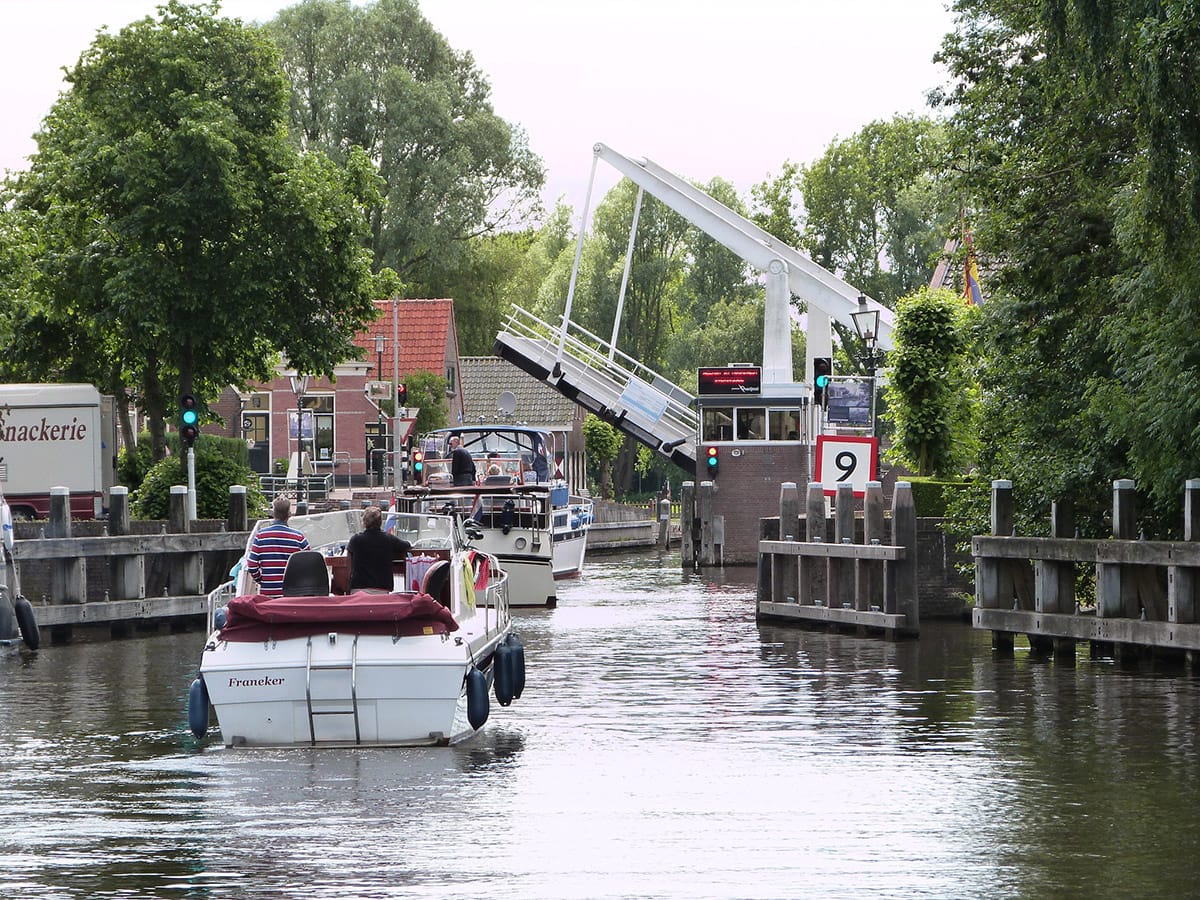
0,384,118,520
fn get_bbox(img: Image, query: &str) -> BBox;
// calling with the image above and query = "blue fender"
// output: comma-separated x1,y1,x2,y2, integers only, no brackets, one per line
188,677,210,739
14,596,39,650
507,633,526,700
466,666,489,730
493,642,514,707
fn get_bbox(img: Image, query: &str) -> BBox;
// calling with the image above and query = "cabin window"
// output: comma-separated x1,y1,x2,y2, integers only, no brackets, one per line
702,407,733,442
735,408,766,441
768,409,802,441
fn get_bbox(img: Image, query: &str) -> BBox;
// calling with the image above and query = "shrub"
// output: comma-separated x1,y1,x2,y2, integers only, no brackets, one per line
133,446,266,519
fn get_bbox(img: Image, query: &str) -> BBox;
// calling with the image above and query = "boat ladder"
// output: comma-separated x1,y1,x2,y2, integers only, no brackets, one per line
305,634,361,745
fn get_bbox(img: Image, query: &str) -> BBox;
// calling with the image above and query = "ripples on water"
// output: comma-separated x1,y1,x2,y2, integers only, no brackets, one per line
1,550,1200,898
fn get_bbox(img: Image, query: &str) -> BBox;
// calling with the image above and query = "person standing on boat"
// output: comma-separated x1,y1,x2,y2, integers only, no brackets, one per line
449,436,476,486
245,496,310,596
347,505,412,592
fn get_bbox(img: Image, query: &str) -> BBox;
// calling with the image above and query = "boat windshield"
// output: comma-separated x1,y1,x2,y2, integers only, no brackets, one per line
386,511,455,549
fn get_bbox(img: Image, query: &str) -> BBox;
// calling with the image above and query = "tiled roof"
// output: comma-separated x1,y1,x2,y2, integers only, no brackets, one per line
353,299,456,378
460,356,579,428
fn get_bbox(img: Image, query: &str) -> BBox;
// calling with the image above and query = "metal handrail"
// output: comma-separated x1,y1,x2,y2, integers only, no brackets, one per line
500,306,698,440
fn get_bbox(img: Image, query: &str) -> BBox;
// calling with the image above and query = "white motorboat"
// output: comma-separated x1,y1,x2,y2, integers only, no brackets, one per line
402,425,592,608
188,507,523,747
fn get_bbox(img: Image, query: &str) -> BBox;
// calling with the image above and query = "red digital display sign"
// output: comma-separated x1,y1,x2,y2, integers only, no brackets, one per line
697,366,762,396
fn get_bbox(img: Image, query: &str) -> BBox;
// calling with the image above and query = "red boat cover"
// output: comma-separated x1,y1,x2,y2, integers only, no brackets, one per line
219,591,459,643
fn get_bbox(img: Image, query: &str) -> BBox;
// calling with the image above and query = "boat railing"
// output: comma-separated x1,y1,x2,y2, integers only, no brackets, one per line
205,579,237,633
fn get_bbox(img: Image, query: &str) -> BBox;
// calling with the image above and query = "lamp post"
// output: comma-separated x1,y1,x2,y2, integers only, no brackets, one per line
289,373,309,502
375,335,385,485
850,294,886,437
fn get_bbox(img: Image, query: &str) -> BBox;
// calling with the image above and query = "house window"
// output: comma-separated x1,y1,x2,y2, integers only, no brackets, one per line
445,366,456,397
301,394,335,462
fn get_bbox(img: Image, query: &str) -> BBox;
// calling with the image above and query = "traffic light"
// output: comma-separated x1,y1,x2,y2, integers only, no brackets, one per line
411,449,424,477
397,382,407,406
704,445,719,477
812,357,832,407
179,394,199,448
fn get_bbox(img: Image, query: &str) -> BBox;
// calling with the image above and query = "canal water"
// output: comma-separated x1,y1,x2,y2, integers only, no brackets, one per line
1,550,1199,898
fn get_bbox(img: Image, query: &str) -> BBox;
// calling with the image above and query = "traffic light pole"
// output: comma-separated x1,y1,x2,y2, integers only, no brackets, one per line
187,446,197,520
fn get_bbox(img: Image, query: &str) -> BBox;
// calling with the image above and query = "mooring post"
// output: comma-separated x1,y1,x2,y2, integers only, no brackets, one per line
891,481,919,635
699,480,716,567
170,485,203,596
48,486,85,604
801,482,827,606
1170,479,1200,627
657,498,671,549
227,485,249,534
977,480,1014,651
776,482,800,605
1098,479,1138,619
862,481,885,613
1040,498,1077,659
109,486,145,601
830,483,856,612
681,481,696,568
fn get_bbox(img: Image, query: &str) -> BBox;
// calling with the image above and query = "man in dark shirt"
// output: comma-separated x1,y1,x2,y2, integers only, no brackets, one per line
449,436,476,486
347,505,412,592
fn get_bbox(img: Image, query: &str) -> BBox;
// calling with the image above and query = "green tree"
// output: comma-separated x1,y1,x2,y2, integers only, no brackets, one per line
133,443,267,520
882,288,979,477
4,1,380,461
798,115,954,307
267,0,545,288
404,369,449,437
582,413,623,500
934,0,1140,532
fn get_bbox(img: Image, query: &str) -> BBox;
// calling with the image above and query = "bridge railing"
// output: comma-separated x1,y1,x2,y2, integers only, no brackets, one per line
500,306,698,443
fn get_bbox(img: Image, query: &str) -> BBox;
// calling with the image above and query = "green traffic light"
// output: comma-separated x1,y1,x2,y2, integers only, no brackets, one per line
181,409,198,426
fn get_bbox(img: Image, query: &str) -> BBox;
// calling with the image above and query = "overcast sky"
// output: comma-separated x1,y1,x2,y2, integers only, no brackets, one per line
2,0,956,216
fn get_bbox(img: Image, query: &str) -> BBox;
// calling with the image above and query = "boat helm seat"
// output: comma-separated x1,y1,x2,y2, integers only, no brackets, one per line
281,550,330,597
420,559,453,608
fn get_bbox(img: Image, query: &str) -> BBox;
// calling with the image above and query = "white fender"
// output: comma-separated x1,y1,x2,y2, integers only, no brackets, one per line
1,502,13,553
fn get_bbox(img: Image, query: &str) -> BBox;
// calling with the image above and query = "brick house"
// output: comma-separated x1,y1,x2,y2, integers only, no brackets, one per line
211,299,465,486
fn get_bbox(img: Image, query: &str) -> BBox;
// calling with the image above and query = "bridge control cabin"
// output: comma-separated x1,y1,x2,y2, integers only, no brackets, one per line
694,366,812,565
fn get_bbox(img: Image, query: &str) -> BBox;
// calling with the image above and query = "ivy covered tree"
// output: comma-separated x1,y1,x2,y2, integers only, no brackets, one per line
2,1,381,461
882,288,979,477
582,414,623,500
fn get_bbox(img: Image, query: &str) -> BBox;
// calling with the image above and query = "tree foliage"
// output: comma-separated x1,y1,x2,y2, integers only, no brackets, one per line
882,289,979,477
799,115,955,307
582,413,623,499
266,0,545,288
3,1,380,461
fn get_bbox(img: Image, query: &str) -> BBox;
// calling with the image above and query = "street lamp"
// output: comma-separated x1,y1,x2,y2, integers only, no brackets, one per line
850,294,887,373
289,373,309,502
374,336,385,485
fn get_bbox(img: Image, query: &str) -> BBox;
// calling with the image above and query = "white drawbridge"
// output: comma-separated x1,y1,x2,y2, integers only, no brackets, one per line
493,142,894,474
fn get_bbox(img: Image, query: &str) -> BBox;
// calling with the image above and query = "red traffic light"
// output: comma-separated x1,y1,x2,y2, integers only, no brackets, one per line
704,445,719,474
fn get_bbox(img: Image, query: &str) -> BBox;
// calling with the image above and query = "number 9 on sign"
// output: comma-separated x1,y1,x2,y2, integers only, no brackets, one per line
815,435,879,497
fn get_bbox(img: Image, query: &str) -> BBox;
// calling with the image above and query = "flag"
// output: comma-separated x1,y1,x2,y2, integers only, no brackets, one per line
963,217,983,306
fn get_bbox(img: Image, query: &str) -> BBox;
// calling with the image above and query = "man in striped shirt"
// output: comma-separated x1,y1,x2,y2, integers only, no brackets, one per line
246,496,310,596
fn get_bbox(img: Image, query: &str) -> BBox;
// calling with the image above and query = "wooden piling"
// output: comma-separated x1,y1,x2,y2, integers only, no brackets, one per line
48,486,85,603
699,480,716,567
829,483,855,612
802,482,827,606
681,481,696,567
227,485,249,533
108,487,145,600
170,486,203,596
861,481,885,613
890,482,918,635
1170,479,1200,625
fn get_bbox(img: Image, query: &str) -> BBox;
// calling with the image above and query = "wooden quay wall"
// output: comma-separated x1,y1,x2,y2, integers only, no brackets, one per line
755,480,919,638
974,478,1200,662
10,485,251,643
